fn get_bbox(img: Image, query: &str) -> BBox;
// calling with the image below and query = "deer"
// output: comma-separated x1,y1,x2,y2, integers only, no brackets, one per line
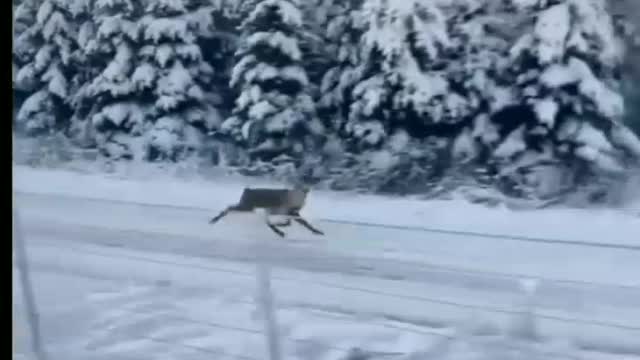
208,186,325,238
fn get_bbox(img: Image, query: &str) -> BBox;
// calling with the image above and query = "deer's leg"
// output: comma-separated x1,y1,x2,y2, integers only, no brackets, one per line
266,222,286,237
209,205,235,224
291,214,324,235
262,210,286,237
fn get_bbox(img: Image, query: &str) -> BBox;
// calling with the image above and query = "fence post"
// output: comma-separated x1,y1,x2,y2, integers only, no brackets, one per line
13,208,48,360
255,243,283,360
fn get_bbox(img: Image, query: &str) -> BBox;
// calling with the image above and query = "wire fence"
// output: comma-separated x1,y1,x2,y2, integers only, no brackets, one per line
12,205,640,360
25,240,640,332
25,221,640,291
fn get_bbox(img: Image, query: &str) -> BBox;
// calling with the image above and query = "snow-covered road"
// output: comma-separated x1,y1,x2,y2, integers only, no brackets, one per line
13,189,640,360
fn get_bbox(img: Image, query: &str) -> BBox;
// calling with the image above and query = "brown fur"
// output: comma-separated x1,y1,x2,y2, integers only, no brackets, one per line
209,187,324,237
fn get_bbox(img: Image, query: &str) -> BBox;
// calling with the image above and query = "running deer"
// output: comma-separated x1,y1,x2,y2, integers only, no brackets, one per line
208,186,325,237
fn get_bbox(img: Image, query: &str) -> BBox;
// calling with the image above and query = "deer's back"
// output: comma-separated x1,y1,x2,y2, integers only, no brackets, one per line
236,188,307,211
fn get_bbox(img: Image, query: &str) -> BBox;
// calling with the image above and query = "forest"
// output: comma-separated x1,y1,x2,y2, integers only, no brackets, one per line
12,0,640,206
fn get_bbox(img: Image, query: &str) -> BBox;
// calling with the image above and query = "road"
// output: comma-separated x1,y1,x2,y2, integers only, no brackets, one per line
13,191,640,359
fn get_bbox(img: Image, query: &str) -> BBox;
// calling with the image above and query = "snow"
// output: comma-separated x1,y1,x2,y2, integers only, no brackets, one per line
143,18,190,44
148,116,183,155
103,42,134,82
246,31,303,61
368,150,395,171
34,45,53,72
568,0,622,65
578,75,625,119
12,164,640,253
15,64,38,92
357,0,452,123
248,0,304,28
533,3,571,64
349,121,385,146
353,76,387,117
154,44,175,68
147,0,187,13
573,123,614,153
97,16,124,39
280,66,309,86
230,55,257,87
494,126,526,159
42,11,71,42
132,63,156,89
42,66,68,99
472,114,500,145
574,145,625,174
93,102,134,127
94,0,130,11
241,119,254,140
388,131,410,152
248,63,281,84
17,90,50,123
539,57,625,119
155,62,193,110
610,124,640,158
534,98,559,128
175,43,202,61
362,0,448,62
36,0,54,25
265,108,299,132
12,165,640,360
540,63,580,88
453,131,477,162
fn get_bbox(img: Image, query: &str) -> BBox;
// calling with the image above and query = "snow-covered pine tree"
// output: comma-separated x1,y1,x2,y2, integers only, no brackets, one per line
293,0,342,92
436,0,510,163
611,0,640,134
199,0,240,115
222,0,323,162
85,0,224,161
321,0,481,193
136,0,225,162
317,0,366,136
13,0,36,40
346,0,462,151
14,0,83,135
80,0,149,159
498,0,640,199
402,0,517,195
13,0,37,114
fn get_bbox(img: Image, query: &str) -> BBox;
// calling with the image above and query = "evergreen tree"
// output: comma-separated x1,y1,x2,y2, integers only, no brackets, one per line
430,0,509,162
494,0,640,198
14,0,85,135
80,0,148,159
346,0,456,150
294,0,340,89
137,0,224,162
85,0,225,161
317,0,366,136
611,0,640,134
222,0,323,162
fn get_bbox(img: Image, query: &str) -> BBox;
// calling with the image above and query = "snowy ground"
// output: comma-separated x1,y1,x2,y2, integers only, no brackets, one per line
12,165,640,360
